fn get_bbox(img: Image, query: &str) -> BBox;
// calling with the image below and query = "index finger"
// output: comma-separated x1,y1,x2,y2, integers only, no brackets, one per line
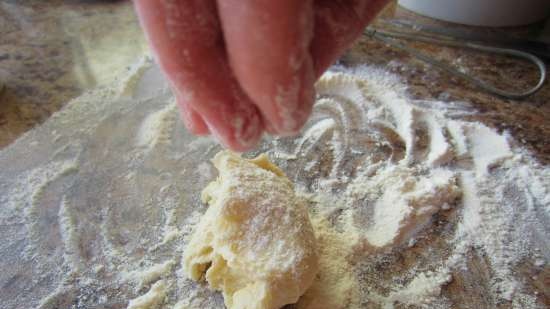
134,0,264,151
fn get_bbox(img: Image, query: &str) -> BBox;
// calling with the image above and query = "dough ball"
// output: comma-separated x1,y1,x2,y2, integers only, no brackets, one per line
183,151,318,309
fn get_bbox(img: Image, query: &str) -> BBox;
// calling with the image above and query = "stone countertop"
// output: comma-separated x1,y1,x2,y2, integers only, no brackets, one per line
0,0,148,148
0,2,549,307
0,0,549,165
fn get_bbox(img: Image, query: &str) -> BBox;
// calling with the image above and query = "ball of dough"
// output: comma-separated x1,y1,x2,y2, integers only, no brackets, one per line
183,151,318,309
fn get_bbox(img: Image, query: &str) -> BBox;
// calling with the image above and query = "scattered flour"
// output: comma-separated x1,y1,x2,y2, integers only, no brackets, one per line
173,301,191,309
160,227,181,245
127,280,168,309
0,62,548,309
378,270,452,308
123,260,176,290
57,195,82,272
348,166,460,248
118,56,154,97
135,101,177,151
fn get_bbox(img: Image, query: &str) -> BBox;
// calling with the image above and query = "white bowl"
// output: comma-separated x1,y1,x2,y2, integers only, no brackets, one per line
398,0,550,27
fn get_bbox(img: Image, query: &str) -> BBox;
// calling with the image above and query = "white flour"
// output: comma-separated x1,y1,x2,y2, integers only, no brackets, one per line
0,62,548,309
293,67,549,308
127,280,168,309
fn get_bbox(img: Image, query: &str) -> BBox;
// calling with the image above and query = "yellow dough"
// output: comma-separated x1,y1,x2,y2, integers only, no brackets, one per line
183,151,318,309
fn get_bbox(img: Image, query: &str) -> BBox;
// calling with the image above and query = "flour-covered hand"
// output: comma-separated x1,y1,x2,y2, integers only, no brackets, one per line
134,0,389,151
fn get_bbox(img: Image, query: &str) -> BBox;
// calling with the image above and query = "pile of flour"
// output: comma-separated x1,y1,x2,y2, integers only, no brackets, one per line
0,61,547,309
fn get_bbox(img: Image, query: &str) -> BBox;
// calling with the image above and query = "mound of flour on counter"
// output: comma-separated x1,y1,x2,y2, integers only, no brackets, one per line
0,62,548,309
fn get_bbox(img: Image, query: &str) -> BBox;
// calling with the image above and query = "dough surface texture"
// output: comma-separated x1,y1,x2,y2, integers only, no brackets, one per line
183,151,318,309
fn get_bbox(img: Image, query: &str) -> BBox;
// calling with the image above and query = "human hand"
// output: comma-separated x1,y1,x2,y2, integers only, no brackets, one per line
134,0,389,151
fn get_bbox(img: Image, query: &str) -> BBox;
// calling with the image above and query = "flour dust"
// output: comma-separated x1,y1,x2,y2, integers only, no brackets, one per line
0,62,548,309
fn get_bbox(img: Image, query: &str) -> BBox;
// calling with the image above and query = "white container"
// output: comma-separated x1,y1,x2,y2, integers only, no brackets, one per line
398,0,550,27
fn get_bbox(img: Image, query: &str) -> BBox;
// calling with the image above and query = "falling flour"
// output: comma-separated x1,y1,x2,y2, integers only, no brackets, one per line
0,62,548,309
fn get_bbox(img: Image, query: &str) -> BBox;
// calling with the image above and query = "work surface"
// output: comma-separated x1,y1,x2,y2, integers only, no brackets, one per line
0,1,549,309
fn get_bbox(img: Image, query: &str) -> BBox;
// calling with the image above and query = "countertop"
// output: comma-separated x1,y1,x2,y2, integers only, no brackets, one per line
0,1,549,308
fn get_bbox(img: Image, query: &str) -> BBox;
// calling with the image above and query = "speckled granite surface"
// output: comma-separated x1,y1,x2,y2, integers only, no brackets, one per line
0,2,549,307
0,0,147,148
360,6,550,165
0,0,548,165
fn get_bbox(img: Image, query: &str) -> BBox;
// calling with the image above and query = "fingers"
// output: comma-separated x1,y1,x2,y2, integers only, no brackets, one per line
217,0,316,135
311,0,390,77
134,0,389,148
177,97,210,135
134,0,263,151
